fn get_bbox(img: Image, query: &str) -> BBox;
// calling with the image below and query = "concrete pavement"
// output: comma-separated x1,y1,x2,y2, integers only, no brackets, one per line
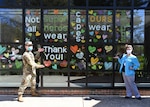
0,95,150,107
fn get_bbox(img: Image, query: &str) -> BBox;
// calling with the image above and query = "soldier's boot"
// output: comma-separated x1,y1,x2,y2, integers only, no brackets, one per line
31,90,40,96
18,94,24,102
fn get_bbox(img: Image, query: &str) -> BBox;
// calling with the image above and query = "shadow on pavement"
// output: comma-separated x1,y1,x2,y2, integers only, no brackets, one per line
0,95,17,101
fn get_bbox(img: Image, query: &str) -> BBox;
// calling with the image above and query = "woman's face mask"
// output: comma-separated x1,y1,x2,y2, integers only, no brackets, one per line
126,49,132,54
27,46,33,51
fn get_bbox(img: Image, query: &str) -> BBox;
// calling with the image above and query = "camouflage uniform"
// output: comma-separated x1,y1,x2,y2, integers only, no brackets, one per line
18,51,43,95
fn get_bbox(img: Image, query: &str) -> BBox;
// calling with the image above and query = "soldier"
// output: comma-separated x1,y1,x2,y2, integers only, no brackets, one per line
18,41,45,102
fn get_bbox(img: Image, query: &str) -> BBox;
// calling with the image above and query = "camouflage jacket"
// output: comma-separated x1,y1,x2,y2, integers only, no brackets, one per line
22,51,42,76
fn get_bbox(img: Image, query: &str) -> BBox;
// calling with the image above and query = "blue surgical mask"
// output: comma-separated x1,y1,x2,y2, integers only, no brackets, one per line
28,46,33,51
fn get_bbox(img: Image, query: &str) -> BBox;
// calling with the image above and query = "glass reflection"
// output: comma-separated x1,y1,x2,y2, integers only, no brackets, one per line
133,10,144,43
134,0,150,7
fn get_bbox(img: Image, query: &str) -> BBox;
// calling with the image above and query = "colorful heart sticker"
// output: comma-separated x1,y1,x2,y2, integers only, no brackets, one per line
71,22,75,27
89,10,94,14
77,62,85,70
102,34,108,40
93,38,98,43
90,57,99,65
0,45,6,55
70,59,76,65
88,46,96,53
35,31,41,36
89,31,94,36
104,62,112,70
81,40,85,43
76,52,84,59
15,60,22,69
43,60,51,67
60,60,68,67
96,35,101,39
98,65,103,69
71,65,76,69
95,31,99,35
91,65,97,70
81,29,85,33
105,45,113,53
93,12,97,16
97,48,102,53
70,45,78,54
4,53,9,58
52,64,57,70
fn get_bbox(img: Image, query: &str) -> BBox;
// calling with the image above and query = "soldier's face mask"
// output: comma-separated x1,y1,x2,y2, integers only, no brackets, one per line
27,46,33,51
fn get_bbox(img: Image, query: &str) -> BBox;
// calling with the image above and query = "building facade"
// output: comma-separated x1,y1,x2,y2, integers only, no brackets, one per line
0,0,150,89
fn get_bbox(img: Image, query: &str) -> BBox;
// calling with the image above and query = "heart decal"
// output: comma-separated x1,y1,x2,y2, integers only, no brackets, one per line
43,60,51,67
89,31,94,36
76,52,84,59
91,65,97,70
93,38,98,43
104,62,112,70
90,57,99,65
96,35,101,39
88,46,96,53
97,48,102,53
71,65,76,69
0,45,6,54
15,60,22,69
98,65,103,69
4,53,9,58
52,64,57,70
70,59,76,65
70,45,78,54
89,10,94,14
35,31,41,36
71,22,75,27
105,45,113,53
95,31,99,35
77,62,85,70
60,60,68,67
102,34,108,40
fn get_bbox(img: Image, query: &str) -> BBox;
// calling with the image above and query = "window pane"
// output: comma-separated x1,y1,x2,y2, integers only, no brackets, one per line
133,10,144,43
0,9,22,43
43,9,68,43
43,0,68,6
25,9,41,43
116,0,132,7
88,0,113,6
115,10,131,43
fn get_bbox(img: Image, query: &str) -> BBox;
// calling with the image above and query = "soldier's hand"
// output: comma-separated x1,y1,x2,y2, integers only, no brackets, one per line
39,65,45,68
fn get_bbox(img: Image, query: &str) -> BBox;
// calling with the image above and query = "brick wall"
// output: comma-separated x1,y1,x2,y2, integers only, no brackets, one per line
0,88,150,96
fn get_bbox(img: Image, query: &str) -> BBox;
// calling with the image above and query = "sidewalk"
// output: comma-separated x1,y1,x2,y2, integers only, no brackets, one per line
0,95,150,107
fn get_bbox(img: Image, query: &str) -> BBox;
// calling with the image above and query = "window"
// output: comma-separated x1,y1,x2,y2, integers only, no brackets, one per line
0,9,22,43
133,10,145,43
115,10,131,43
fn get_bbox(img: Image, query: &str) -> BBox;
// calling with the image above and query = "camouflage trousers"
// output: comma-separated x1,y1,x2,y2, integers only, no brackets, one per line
18,73,36,95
